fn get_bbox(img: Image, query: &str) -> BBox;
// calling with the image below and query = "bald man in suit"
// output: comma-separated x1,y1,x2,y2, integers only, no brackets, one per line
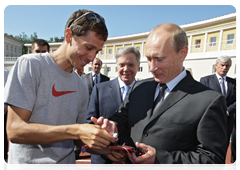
92,23,228,164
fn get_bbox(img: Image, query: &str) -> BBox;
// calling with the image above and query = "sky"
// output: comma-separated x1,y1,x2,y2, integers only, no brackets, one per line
3,3,237,41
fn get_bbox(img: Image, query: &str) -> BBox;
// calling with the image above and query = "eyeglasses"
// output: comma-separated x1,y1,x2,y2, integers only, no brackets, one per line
68,12,105,28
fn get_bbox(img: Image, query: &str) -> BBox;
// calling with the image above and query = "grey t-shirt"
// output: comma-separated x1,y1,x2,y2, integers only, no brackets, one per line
4,53,89,164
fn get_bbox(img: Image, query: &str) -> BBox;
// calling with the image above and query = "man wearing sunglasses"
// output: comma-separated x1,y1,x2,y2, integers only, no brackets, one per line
4,9,116,164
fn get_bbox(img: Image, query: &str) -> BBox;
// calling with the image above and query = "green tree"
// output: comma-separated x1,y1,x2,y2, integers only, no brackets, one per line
14,32,38,54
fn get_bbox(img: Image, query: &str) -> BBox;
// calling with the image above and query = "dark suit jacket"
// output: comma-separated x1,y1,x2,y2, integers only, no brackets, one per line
110,71,228,164
82,72,110,99
200,74,236,141
86,78,131,164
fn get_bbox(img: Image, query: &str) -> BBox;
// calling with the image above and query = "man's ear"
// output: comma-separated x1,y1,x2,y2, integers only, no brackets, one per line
65,28,72,43
180,45,188,62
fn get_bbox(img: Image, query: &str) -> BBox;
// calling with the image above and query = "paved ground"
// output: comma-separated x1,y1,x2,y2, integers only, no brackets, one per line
76,143,233,164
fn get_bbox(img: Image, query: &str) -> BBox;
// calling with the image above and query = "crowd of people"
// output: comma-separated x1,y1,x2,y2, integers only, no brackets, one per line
4,9,236,164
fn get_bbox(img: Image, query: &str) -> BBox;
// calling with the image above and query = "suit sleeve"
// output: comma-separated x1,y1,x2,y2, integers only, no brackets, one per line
86,85,100,123
228,101,236,115
155,94,228,164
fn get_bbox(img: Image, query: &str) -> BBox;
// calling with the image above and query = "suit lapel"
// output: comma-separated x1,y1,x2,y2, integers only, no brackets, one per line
109,78,122,108
89,73,94,88
145,81,158,120
226,77,232,98
99,74,103,83
212,74,222,94
149,72,195,123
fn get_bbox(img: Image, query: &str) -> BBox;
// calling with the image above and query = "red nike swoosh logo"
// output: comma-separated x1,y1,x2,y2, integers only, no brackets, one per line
52,84,76,97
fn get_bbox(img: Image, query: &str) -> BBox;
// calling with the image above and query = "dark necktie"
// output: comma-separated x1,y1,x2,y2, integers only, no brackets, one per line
153,84,167,110
220,77,226,97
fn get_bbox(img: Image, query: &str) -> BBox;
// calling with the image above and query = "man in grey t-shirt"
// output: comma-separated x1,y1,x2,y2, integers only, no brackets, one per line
4,9,115,164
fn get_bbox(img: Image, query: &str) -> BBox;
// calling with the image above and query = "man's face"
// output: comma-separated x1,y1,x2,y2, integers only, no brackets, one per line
67,30,104,71
215,60,231,77
92,59,102,74
145,31,187,84
117,52,140,85
32,44,48,53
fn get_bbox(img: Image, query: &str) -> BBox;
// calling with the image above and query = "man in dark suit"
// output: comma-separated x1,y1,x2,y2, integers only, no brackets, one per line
200,56,236,163
82,58,110,98
229,77,238,170
86,46,140,163
92,23,228,164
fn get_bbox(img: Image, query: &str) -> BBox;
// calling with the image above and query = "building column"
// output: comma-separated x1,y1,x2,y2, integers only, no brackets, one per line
189,35,193,53
218,30,223,51
203,33,208,52
141,41,144,57
104,45,107,59
113,45,115,58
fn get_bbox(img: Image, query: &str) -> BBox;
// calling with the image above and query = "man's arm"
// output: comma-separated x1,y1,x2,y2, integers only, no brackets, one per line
7,105,116,149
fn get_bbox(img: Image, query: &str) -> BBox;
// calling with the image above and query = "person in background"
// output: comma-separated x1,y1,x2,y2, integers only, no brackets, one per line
31,39,50,53
75,67,85,77
87,46,140,164
92,23,228,164
229,77,238,170
4,68,9,162
200,55,236,163
82,58,110,99
4,9,115,164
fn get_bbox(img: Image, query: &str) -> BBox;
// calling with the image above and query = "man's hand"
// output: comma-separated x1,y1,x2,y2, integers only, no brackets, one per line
127,142,156,164
91,116,118,135
107,149,127,164
78,124,116,150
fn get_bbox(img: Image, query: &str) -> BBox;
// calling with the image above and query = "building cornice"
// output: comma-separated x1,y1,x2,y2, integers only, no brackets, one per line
180,13,236,31
4,34,22,43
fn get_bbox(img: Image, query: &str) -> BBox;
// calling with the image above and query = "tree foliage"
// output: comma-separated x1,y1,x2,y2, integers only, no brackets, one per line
5,32,64,54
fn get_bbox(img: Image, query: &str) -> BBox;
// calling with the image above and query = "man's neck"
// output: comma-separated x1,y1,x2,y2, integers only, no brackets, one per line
52,43,73,73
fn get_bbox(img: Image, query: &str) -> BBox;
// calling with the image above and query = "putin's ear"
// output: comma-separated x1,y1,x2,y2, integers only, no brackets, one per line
65,28,72,43
180,45,188,61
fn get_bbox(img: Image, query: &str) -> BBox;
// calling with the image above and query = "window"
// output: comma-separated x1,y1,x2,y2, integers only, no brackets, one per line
15,47,17,53
107,67,111,72
6,45,8,51
11,46,13,52
88,67,92,72
108,49,112,54
195,40,201,48
227,34,234,44
138,67,143,72
136,46,140,51
115,67,118,72
210,37,216,46
100,50,104,55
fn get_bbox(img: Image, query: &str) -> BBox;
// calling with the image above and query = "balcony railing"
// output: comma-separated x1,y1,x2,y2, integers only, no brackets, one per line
4,57,19,62
4,39,236,63
190,39,236,53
